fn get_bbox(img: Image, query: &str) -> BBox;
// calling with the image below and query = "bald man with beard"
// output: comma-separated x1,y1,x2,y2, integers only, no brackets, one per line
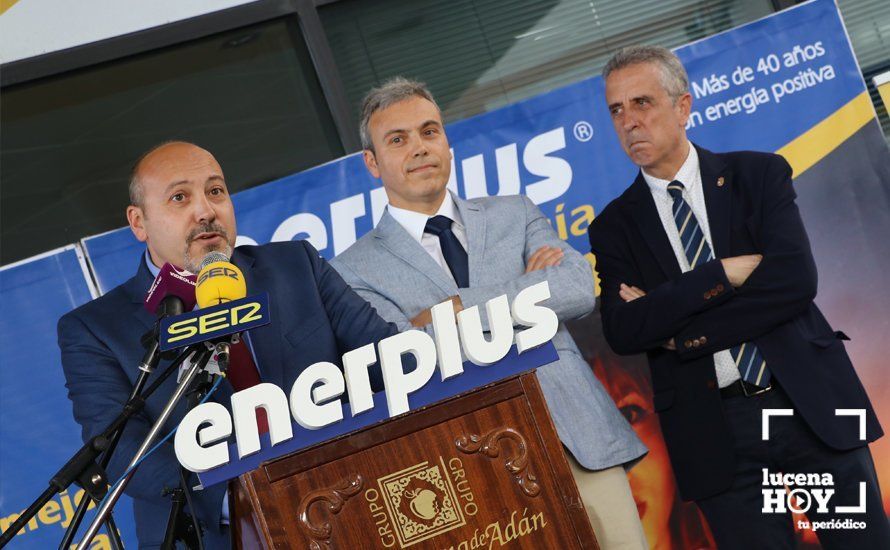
58,141,405,548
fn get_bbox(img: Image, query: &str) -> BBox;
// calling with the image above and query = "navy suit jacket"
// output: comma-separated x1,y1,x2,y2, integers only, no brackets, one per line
58,241,401,548
588,145,881,501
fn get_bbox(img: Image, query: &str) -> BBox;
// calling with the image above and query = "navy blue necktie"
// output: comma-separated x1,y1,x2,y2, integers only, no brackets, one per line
667,181,771,388
425,215,469,288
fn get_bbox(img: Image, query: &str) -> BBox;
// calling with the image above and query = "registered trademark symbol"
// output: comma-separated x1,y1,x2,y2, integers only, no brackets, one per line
573,121,593,142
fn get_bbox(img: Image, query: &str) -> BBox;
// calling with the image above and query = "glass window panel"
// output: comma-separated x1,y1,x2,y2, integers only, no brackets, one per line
837,0,890,139
321,0,775,131
1,18,342,265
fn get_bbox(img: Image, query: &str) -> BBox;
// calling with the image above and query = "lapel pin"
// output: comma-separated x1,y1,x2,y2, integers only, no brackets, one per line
716,176,725,187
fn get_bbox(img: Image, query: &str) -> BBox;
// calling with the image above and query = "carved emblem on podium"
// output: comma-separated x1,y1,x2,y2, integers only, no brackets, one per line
455,427,541,497
377,460,466,547
297,474,363,550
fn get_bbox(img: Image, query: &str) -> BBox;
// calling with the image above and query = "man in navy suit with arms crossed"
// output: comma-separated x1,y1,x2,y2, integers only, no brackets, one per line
58,141,404,548
588,45,889,548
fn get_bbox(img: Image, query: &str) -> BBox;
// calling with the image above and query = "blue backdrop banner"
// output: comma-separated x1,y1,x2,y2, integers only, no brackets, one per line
0,247,137,548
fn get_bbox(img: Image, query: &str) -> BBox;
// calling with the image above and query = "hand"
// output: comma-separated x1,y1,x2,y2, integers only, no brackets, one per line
720,254,763,287
663,338,676,351
525,245,564,273
619,283,646,302
410,295,464,327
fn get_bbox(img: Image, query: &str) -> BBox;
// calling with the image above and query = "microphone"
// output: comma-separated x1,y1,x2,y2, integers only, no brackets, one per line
158,252,269,352
195,252,247,308
144,263,197,318
140,264,198,364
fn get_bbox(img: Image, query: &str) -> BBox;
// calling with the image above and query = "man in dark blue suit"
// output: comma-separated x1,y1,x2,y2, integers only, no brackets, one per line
58,141,401,548
588,46,889,549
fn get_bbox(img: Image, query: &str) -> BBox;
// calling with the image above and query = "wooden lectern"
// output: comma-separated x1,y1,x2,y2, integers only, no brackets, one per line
230,373,599,549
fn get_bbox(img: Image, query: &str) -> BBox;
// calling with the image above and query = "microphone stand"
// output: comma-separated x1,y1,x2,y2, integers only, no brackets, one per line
0,339,194,549
77,344,217,548
56,326,171,550
56,294,188,548
159,339,231,550
160,361,220,550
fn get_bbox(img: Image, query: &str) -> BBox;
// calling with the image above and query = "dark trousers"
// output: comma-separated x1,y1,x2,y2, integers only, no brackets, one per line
696,384,890,549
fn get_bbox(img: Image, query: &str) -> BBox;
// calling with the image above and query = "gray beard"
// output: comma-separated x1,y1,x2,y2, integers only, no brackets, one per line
184,242,233,273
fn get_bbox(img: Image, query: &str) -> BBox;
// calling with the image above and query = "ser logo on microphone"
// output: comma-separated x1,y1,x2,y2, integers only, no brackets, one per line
197,266,240,286
159,293,271,351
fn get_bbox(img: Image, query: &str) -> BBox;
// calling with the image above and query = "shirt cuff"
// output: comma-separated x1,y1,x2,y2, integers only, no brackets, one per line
220,490,230,525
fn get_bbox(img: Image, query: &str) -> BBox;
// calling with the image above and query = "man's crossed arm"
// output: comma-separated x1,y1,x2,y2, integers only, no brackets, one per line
619,254,762,350
590,155,817,359
408,244,565,327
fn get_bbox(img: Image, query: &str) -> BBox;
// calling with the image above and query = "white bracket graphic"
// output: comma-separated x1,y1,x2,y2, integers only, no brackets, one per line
762,409,794,440
761,408,867,441
835,482,867,514
835,409,867,441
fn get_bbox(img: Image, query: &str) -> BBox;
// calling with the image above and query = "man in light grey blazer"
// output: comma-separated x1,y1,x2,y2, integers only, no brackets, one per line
330,77,648,549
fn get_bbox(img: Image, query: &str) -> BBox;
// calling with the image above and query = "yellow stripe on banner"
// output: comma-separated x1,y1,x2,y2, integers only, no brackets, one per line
776,92,874,178
877,76,890,113
0,0,21,16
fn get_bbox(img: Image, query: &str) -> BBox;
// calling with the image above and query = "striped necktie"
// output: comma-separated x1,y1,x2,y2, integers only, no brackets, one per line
667,181,771,388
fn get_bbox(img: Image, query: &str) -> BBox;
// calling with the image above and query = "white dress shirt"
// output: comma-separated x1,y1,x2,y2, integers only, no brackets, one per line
642,143,741,388
386,191,468,285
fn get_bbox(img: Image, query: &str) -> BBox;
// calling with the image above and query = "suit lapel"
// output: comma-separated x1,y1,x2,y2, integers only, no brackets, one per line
627,173,682,279
454,196,485,287
697,145,732,258
127,256,158,332
373,211,456,294
232,250,285,388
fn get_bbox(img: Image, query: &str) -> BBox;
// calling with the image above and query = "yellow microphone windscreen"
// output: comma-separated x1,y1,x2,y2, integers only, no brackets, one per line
195,260,247,308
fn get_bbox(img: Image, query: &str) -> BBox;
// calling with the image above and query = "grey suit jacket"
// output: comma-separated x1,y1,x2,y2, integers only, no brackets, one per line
331,192,646,470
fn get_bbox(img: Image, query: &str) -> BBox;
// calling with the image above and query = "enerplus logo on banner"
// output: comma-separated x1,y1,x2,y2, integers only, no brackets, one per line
241,124,593,257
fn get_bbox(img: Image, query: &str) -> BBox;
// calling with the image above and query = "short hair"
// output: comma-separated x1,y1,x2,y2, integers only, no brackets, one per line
602,45,689,101
128,140,191,208
359,77,440,151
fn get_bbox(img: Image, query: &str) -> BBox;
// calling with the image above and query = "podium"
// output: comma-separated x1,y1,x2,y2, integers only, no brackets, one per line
229,373,599,549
